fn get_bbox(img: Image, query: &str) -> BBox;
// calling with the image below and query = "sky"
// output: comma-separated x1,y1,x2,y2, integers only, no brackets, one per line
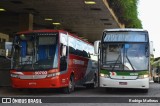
138,0,160,58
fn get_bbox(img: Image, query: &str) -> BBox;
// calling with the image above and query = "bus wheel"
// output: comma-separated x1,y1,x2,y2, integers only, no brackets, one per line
153,77,158,83
63,75,75,94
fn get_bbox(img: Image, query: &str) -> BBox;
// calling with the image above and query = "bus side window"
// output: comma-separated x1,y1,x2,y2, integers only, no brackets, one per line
82,50,88,58
69,46,75,54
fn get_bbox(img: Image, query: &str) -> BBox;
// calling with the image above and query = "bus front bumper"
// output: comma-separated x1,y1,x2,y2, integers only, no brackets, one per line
11,76,69,88
99,77,149,89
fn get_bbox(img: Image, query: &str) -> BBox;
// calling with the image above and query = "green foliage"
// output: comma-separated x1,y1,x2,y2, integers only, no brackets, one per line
107,0,142,28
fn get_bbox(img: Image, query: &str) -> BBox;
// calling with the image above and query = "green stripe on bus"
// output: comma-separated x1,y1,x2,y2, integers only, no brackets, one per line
100,69,148,76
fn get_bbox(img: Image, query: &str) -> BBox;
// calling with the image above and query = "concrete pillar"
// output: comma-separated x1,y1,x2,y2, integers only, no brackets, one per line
19,13,33,31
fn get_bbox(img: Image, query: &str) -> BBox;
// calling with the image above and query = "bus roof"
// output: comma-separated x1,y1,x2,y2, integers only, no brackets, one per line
103,28,148,32
16,29,93,46
16,29,64,34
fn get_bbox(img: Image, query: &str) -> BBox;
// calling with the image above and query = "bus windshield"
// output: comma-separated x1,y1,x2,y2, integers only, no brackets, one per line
12,33,58,71
102,43,149,71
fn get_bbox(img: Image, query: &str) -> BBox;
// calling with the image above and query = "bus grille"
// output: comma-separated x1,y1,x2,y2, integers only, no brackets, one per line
19,75,47,79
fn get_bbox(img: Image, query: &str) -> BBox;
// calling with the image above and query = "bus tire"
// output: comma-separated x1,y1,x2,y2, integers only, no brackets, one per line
63,75,75,94
153,77,157,83
154,80,158,83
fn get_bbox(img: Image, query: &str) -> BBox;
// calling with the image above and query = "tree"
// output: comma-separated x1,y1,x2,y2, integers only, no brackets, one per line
107,0,142,28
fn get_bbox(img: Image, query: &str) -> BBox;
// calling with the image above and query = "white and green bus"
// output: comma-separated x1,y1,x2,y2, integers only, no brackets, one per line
94,28,150,92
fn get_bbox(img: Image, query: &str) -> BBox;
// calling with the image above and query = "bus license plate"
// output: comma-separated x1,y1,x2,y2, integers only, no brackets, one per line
119,82,127,85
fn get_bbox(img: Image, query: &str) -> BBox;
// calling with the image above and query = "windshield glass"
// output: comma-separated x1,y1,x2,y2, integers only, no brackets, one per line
125,43,148,70
102,43,149,71
12,33,58,71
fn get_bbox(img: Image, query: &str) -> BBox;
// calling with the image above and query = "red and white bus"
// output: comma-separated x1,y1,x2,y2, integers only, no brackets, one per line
10,29,97,93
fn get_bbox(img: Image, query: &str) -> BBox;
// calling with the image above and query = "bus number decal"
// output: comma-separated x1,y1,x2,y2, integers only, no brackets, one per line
130,73,138,76
35,71,47,75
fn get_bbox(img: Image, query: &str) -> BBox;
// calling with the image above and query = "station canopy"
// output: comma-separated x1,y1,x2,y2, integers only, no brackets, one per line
0,0,121,42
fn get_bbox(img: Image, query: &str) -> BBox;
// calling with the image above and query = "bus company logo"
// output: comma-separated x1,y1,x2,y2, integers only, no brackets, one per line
35,71,47,75
110,72,117,76
73,59,84,65
2,98,11,103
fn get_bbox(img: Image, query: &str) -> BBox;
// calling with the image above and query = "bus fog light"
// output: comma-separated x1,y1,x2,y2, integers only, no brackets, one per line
100,73,105,77
100,73,109,78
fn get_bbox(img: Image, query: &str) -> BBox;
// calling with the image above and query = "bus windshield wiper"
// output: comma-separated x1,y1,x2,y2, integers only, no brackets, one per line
126,53,135,71
111,54,121,71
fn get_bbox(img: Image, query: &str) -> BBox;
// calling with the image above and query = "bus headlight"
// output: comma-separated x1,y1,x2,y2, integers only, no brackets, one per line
100,73,109,78
137,74,149,79
11,74,19,78
47,72,60,78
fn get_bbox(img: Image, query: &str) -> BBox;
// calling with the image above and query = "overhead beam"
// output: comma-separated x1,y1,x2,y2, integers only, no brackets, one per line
103,0,125,28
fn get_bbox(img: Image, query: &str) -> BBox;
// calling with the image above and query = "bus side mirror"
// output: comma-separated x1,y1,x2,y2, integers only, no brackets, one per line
145,45,149,57
94,40,101,54
149,43,154,56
